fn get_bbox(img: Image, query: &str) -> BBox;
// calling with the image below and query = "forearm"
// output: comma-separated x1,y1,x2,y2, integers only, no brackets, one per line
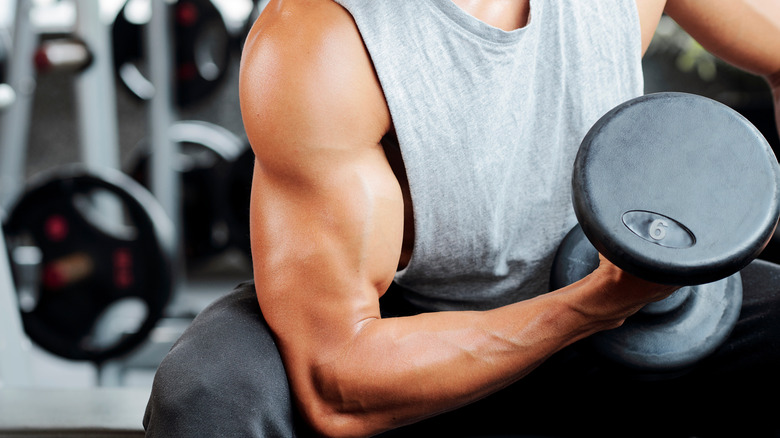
295,274,626,437
666,0,780,77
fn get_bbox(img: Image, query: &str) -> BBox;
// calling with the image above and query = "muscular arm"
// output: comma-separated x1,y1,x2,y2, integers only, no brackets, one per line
241,2,674,436
663,0,780,77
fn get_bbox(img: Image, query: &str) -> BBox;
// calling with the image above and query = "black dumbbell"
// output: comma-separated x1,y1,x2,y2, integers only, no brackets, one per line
550,92,780,374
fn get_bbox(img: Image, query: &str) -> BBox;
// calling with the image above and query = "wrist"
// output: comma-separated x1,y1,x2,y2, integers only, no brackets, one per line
554,270,634,335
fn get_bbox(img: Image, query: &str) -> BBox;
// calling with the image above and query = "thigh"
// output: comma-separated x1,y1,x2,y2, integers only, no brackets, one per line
379,260,780,437
144,281,306,437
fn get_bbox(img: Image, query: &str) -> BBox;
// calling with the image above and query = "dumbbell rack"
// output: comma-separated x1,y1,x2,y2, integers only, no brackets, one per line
1,0,123,208
0,0,119,386
0,0,258,389
97,0,185,388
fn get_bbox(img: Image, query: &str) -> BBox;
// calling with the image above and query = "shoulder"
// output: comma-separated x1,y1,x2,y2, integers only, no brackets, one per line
239,0,390,161
241,0,356,62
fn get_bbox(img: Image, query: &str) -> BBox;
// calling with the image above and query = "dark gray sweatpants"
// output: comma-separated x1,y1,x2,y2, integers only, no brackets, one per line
144,260,780,437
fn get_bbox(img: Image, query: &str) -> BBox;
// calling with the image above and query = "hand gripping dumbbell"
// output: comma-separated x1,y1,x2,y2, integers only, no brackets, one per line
550,92,780,374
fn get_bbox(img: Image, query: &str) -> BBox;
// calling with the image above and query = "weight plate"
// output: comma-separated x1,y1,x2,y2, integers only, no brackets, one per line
573,92,780,285
112,0,231,107
550,224,742,373
549,225,600,292
126,121,244,265
591,275,742,373
3,165,174,363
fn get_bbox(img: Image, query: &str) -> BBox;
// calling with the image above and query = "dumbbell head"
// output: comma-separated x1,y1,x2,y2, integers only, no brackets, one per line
551,225,743,373
573,92,780,286
551,92,779,373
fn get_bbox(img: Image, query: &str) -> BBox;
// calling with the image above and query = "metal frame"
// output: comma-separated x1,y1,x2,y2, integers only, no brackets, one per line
0,221,33,388
0,0,36,210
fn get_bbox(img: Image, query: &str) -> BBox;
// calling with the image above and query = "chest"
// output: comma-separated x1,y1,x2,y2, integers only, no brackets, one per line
450,0,531,32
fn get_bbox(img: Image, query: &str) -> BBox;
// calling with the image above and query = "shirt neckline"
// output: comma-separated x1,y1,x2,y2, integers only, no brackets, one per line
428,0,535,45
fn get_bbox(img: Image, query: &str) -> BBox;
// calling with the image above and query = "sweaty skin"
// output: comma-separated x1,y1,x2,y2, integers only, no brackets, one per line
239,1,780,436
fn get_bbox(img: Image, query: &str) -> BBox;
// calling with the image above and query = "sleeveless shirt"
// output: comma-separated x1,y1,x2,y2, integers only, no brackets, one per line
333,0,645,311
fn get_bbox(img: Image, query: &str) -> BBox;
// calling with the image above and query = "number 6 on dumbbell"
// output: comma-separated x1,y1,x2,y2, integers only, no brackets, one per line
648,219,667,241
551,92,780,374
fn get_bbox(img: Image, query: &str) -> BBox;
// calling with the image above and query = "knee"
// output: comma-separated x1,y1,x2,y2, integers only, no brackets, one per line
144,344,215,436
143,288,298,436
144,335,297,437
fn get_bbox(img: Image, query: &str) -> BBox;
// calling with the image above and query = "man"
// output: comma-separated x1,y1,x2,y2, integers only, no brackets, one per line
145,1,780,436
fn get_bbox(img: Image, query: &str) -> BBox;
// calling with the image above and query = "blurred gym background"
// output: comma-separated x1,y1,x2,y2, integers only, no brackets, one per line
1,0,263,391
0,1,778,435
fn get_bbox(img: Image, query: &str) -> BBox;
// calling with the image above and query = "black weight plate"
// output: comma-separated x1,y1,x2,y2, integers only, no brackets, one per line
126,120,243,265
112,1,152,100
550,224,742,373
574,92,780,285
591,275,742,373
549,224,600,291
112,0,231,108
3,165,174,363
175,0,231,107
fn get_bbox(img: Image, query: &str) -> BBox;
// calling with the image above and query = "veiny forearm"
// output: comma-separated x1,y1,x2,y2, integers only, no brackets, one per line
297,276,622,437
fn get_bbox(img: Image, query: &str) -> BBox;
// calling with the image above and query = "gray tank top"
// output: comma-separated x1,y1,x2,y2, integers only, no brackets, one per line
334,0,644,311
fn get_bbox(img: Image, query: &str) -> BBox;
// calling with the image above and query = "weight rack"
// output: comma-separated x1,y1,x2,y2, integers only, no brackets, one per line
1,0,261,392
0,0,182,388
